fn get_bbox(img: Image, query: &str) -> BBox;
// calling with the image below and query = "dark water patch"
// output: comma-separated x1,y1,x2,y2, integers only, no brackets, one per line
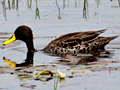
20,83,36,89
49,50,114,66
0,32,12,35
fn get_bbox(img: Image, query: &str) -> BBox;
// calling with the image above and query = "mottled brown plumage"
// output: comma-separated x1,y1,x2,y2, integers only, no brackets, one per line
43,29,118,54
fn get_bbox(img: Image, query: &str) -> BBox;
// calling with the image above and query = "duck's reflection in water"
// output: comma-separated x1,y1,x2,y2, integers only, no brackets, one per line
3,51,34,67
3,52,54,82
3,49,113,67
54,50,113,65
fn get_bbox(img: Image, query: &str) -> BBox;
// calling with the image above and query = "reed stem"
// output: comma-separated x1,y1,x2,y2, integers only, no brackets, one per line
55,0,61,19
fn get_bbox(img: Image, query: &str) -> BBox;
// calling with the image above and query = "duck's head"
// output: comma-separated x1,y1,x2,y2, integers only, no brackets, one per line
3,25,37,52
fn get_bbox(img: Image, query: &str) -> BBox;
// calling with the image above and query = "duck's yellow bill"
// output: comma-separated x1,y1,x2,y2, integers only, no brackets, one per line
3,34,16,45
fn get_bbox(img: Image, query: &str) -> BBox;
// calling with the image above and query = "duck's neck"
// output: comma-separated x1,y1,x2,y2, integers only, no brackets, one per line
25,39,37,52
26,51,34,63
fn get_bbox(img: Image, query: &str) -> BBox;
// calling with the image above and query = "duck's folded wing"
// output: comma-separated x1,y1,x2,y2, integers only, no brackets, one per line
43,29,106,50
55,29,106,43
76,29,106,41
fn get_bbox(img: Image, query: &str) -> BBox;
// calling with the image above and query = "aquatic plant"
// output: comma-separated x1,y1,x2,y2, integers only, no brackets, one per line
35,0,40,19
118,0,120,6
11,0,19,10
54,75,59,90
1,0,7,20
34,70,66,90
16,0,18,10
1,0,120,20
12,0,15,9
27,0,32,9
55,0,62,19
63,0,65,9
83,0,88,20
95,0,101,8
35,70,54,78
75,0,77,7
8,0,11,9
54,71,66,90
58,71,66,79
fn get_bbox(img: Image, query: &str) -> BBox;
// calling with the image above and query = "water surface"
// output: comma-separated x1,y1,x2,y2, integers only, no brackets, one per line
0,0,120,90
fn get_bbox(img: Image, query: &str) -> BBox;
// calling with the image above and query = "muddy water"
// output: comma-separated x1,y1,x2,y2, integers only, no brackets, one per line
0,0,120,90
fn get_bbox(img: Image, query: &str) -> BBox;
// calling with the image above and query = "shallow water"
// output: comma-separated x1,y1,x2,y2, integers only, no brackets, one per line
0,0,120,90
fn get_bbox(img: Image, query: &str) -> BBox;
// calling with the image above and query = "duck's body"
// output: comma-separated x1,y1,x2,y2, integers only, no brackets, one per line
3,25,118,55
43,30,118,54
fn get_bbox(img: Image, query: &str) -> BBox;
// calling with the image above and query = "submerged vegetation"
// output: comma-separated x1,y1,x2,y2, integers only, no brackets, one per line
35,0,40,19
1,0,120,20
83,0,88,20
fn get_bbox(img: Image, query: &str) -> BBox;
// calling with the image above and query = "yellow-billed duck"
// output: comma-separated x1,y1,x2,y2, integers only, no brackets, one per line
3,25,118,54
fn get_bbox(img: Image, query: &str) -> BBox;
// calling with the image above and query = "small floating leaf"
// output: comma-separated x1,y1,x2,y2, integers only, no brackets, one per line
71,69,91,74
35,70,55,78
16,75,33,79
72,63,107,70
20,83,36,89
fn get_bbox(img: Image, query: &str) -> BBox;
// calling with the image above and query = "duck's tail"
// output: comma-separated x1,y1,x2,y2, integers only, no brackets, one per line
108,35,119,41
89,35,119,50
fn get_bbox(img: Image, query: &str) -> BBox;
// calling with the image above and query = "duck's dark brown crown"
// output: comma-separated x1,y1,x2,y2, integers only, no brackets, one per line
14,25,36,52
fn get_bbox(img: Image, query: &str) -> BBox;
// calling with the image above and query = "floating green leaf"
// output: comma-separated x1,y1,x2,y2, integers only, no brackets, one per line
72,63,107,70
35,70,56,78
71,69,91,74
16,75,33,79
